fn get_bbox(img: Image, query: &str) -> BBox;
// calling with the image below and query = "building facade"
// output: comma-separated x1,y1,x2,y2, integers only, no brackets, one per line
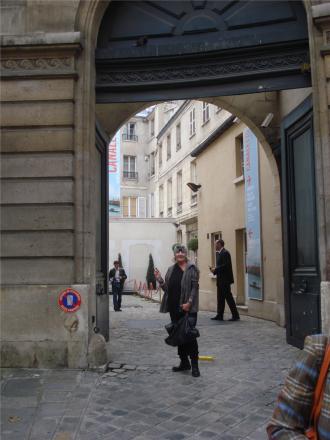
1,0,329,367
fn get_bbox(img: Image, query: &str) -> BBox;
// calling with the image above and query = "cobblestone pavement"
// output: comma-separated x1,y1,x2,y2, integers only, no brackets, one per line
1,294,300,440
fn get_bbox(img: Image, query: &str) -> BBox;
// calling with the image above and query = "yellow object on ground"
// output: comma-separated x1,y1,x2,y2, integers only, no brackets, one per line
198,355,215,361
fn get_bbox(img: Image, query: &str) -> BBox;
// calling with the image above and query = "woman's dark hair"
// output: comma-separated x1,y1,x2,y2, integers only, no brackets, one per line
113,260,119,265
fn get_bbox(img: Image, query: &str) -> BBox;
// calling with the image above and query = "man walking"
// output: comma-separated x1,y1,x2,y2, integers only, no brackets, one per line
109,260,127,311
210,239,240,321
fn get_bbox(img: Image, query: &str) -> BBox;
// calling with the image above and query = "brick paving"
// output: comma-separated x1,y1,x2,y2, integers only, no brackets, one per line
1,294,300,440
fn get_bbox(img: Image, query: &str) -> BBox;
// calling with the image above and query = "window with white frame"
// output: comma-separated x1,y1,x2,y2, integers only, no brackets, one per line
202,102,210,124
211,231,222,267
158,142,163,168
190,161,198,205
150,151,155,176
176,123,181,151
123,155,137,179
137,197,147,218
177,171,182,213
122,196,137,217
189,108,196,137
159,185,164,216
167,134,171,160
123,122,137,141
167,178,172,216
235,133,245,178
150,193,155,218
150,118,155,137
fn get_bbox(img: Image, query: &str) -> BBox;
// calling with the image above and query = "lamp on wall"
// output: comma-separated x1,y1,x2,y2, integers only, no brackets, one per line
187,182,201,192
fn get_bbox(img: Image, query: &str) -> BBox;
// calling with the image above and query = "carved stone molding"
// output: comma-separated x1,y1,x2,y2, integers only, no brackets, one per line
1,57,73,71
96,51,310,87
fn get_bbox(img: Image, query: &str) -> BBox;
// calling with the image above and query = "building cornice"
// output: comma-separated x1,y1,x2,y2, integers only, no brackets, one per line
190,115,236,157
156,100,190,141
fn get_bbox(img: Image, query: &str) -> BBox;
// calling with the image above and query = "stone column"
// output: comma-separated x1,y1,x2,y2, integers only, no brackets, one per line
0,33,90,368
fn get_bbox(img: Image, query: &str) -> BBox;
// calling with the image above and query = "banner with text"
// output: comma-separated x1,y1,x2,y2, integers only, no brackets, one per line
109,131,121,217
243,128,263,300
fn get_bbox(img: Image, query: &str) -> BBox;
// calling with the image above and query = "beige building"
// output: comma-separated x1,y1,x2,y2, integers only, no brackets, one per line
1,0,329,367
193,118,284,323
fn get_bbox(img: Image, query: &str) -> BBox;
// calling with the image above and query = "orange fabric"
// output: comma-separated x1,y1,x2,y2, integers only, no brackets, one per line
306,344,330,440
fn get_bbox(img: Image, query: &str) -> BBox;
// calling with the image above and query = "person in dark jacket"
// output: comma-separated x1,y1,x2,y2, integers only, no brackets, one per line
109,260,127,311
155,245,200,377
210,239,240,321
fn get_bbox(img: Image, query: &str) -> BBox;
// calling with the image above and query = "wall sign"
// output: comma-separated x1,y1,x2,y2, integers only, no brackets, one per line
58,289,82,313
243,128,263,300
109,131,121,216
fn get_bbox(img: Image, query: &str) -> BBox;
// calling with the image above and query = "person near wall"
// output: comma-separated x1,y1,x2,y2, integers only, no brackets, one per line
210,239,240,321
267,334,330,440
109,260,127,312
155,245,201,377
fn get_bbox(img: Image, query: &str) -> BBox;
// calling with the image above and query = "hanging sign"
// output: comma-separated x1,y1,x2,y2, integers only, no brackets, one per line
58,288,82,313
109,131,121,217
243,128,263,300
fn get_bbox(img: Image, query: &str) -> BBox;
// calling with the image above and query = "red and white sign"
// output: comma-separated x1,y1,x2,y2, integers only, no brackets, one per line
58,288,81,313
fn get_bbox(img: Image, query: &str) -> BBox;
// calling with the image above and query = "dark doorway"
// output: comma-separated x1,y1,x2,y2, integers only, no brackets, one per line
95,122,110,340
281,96,320,349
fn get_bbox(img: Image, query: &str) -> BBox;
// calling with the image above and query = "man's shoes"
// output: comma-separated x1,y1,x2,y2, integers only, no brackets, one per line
172,359,191,372
211,315,223,321
117,309,122,312
228,316,240,321
191,359,200,377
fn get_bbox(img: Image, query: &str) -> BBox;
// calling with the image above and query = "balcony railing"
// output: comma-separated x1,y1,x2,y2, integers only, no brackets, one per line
177,201,182,214
167,207,172,217
123,171,138,180
191,194,197,205
122,133,138,142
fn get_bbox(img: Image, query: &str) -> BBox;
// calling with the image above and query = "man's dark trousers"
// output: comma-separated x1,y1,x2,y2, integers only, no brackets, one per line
112,281,122,311
217,281,239,319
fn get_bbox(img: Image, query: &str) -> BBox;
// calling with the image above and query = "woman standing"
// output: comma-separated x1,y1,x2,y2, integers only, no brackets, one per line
155,245,200,377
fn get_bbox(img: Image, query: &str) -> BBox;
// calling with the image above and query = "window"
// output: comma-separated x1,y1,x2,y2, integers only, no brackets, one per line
189,108,196,137
123,155,137,179
159,185,164,217
166,134,171,160
137,197,147,218
123,122,137,141
150,193,155,218
235,134,244,178
202,102,210,124
211,231,222,267
167,178,172,216
150,151,155,176
190,161,198,205
122,196,137,217
150,118,155,137
177,171,182,214
176,123,181,151
158,142,163,168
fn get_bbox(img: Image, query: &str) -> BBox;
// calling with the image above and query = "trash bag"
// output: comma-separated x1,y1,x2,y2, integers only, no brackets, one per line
165,314,200,347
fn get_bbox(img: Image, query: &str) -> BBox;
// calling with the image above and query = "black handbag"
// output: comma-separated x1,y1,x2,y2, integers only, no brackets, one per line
165,314,200,347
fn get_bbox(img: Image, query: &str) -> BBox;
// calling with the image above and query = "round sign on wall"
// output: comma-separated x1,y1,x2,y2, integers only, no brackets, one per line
58,288,81,313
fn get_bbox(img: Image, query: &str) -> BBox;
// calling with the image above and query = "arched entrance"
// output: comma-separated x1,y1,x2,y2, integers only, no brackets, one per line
93,0,319,349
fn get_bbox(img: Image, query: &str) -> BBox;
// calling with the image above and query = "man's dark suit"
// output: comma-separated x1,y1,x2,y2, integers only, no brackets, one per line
214,248,239,320
109,267,127,311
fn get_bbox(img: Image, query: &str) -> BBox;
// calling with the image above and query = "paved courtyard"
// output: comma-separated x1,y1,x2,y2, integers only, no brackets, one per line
1,295,300,440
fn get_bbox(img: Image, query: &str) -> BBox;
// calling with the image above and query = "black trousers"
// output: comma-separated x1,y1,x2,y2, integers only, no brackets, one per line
170,310,199,359
112,282,122,310
217,282,239,319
